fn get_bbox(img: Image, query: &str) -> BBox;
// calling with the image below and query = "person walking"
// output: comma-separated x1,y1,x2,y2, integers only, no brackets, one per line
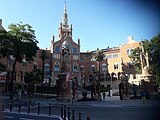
103,92,106,101
141,91,145,104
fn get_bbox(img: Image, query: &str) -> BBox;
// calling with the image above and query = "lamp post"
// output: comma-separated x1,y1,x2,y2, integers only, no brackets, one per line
22,56,27,98
80,65,84,86
91,64,96,99
69,79,72,104
9,55,15,100
22,57,27,93
119,73,124,100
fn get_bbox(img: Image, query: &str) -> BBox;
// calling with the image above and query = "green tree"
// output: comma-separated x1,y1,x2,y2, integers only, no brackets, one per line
33,69,44,84
129,34,160,86
25,69,43,94
41,50,47,75
92,48,105,99
0,22,39,99
150,34,160,86
93,48,105,63
39,50,48,95
129,47,141,73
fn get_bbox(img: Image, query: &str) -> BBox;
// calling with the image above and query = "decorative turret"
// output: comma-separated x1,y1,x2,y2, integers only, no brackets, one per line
58,0,72,40
78,38,80,46
0,19,6,32
52,35,55,42
62,0,69,28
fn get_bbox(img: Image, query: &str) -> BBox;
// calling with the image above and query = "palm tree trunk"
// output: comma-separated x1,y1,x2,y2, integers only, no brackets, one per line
98,61,101,100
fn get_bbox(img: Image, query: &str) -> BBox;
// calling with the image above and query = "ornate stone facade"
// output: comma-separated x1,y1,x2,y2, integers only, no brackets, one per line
0,2,142,93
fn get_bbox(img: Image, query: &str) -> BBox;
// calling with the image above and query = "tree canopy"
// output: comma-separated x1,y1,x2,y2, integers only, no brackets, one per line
0,22,39,63
93,48,105,62
129,33,160,86
25,69,44,84
0,22,39,99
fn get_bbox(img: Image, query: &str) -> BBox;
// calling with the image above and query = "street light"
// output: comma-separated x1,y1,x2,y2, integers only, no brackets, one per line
9,55,15,99
22,57,27,92
91,64,96,99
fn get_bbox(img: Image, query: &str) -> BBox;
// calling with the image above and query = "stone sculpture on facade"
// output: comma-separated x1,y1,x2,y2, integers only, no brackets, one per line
140,41,152,82
61,40,71,72
140,41,154,97
57,39,71,100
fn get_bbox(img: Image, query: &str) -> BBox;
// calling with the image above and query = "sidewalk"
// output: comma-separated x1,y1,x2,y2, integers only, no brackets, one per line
31,96,160,108
1,94,160,108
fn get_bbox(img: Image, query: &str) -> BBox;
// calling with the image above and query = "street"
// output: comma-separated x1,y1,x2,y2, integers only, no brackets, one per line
2,103,160,120
71,105,160,120
1,112,62,120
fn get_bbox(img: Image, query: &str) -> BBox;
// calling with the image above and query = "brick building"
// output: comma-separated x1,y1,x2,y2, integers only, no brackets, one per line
0,2,141,93
49,1,80,85
79,36,140,86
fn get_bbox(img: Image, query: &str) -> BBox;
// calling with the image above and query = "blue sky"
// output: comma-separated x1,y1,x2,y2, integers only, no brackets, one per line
0,0,160,52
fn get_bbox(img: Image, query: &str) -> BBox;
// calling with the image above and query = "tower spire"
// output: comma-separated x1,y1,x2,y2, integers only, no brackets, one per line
64,0,66,13
62,0,68,27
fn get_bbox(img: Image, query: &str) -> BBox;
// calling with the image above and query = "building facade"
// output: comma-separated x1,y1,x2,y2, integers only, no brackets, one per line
0,3,141,93
50,1,81,85
79,36,140,86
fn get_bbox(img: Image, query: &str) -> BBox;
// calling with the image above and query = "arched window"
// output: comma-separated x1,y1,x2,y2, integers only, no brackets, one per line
102,63,107,72
73,47,78,54
55,46,61,53
127,48,133,56
44,63,50,72
73,64,78,72
54,63,60,72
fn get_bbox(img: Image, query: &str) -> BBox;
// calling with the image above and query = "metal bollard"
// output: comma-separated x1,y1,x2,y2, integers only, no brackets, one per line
61,104,63,118
28,104,30,114
68,107,70,120
37,103,40,115
72,109,75,120
49,104,51,116
64,105,66,120
79,113,82,120
18,102,21,113
87,117,90,120
10,103,12,112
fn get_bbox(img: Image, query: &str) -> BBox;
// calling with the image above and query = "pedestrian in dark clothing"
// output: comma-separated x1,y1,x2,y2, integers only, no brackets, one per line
103,92,106,101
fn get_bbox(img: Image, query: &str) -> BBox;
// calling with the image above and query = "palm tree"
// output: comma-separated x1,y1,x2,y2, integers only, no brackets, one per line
25,69,43,101
92,48,105,100
40,50,47,97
